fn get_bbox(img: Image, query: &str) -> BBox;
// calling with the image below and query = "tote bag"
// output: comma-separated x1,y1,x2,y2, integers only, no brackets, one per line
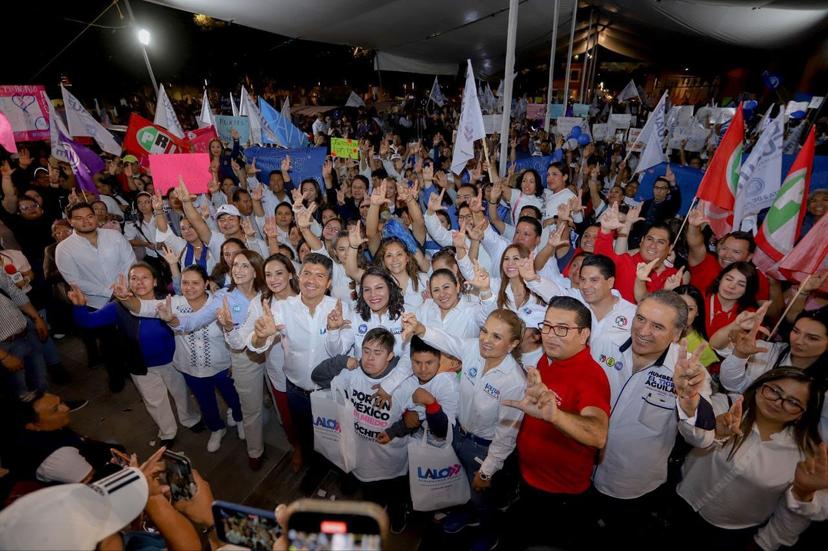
407,426,470,511
311,379,356,473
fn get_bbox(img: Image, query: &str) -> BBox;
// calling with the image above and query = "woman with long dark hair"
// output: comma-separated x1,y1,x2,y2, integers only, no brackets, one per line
672,284,718,369
704,261,759,339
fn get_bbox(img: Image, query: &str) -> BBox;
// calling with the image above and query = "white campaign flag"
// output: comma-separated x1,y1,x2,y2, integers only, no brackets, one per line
752,104,774,136
630,91,667,167
617,79,639,102
60,85,122,155
198,89,214,129
345,91,365,108
450,59,486,176
239,86,249,117
733,111,784,231
429,76,445,107
230,93,239,117
483,84,497,114
282,97,291,123
154,84,184,138
636,123,667,173
46,94,71,163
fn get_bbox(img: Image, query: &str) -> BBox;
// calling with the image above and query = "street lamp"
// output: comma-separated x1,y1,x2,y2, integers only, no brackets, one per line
137,28,151,46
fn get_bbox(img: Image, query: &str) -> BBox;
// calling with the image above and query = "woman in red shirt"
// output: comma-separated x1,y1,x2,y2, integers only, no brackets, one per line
704,261,759,338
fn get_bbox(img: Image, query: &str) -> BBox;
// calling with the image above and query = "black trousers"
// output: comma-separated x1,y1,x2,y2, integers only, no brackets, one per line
509,480,588,550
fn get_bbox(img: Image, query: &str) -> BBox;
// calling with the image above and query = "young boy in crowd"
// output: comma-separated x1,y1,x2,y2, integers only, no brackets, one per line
379,336,458,441
311,327,417,532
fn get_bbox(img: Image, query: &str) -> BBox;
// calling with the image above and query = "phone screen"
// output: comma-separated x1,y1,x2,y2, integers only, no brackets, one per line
161,450,196,501
287,512,381,551
213,501,280,551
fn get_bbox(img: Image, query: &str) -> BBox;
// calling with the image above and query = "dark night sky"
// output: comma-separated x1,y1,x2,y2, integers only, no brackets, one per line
6,1,827,106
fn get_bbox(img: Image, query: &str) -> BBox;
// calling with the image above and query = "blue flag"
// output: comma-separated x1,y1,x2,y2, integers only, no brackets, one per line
245,146,327,195
258,97,308,149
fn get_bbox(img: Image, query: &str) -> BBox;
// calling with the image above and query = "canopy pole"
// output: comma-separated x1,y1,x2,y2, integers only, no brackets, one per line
498,0,520,176
588,27,601,102
579,9,594,103
561,0,578,115
543,0,560,133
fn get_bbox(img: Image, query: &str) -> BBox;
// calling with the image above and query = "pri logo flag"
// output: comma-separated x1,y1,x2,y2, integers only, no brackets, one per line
429,76,445,107
695,103,745,238
754,127,816,277
60,85,122,156
123,113,187,166
153,84,185,139
450,59,486,176
733,112,784,231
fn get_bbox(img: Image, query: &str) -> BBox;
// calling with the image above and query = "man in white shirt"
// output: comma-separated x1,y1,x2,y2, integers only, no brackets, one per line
524,254,636,346
56,202,136,391
311,114,328,138
585,290,715,547
247,252,347,494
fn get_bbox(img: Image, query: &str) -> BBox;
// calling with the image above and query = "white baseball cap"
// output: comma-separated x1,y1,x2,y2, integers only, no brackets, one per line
0,467,148,550
215,204,241,219
35,446,94,484
517,303,547,331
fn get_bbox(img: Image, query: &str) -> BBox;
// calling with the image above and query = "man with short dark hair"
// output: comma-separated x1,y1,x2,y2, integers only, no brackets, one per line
507,296,610,549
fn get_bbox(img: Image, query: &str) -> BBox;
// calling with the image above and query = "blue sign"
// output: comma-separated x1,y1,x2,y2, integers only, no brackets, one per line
244,146,328,195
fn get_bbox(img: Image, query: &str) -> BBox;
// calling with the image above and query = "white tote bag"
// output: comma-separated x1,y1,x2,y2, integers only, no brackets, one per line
407,426,470,511
311,379,356,473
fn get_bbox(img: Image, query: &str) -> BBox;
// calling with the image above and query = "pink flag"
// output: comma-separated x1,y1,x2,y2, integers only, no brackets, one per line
0,112,17,153
778,211,828,290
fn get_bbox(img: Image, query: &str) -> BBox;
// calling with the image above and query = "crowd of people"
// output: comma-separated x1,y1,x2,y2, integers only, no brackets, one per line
0,78,828,551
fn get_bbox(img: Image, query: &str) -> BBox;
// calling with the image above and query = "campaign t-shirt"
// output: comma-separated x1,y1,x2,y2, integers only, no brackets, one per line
517,347,611,494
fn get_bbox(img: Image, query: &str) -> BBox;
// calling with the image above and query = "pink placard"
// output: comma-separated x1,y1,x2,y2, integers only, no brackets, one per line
526,103,546,121
0,85,50,142
148,153,211,195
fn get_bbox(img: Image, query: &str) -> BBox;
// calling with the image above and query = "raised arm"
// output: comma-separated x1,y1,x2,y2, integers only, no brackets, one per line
685,207,708,267
344,221,367,283
176,177,212,244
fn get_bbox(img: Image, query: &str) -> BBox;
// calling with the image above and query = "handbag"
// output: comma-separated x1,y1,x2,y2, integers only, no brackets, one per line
311,378,356,473
407,425,470,511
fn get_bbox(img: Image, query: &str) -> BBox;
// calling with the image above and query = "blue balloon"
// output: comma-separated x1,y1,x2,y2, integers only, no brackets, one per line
570,126,582,138
577,133,591,146
743,100,758,111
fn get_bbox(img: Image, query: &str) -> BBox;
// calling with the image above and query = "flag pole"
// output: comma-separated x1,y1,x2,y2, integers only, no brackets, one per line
768,273,814,340
481,137,497,184
670,196,698,251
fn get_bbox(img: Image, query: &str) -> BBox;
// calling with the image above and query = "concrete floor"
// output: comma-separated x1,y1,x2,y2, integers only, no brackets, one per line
52,336,425,550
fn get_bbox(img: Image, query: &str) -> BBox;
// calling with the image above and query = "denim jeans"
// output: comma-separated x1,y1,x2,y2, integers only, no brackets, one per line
2,333,46,397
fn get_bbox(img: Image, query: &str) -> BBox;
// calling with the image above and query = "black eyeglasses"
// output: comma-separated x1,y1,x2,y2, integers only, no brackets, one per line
760,384,805,415
537,323,584,337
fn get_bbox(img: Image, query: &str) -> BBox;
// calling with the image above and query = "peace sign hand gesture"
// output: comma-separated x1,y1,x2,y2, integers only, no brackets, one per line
516,255,538,283
254,300,281,340
636,258,660,282
793,442,828,503
427,188,445,214
67,284,87,306
599,202,625,233
503,368,561,424
467,261,491,292
714,396,744,440
673,339,708,416
348,220,368,249
156,295,175,323
732,302,770,359
216,296,234,331
111,273,131,301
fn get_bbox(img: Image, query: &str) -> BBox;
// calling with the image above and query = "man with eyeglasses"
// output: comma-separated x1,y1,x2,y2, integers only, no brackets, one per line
585,290,715,546
506,296,610,549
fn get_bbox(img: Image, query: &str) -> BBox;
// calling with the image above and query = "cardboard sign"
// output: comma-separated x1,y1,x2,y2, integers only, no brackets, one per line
245,146,328,195
330,137,359,159
526,103,546,121
0,85,50,141
608,114,632,137
627,128,643,152
555,117,585,137
592,123,609,142
548,103,565,118
215,115,250,146
148,153,211,195
572,103,590,117
668,126,710,152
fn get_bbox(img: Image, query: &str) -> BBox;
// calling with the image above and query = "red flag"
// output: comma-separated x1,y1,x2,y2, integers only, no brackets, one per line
123,113,187,166
778,211,828,284
184,126,218,155
696,104,745,237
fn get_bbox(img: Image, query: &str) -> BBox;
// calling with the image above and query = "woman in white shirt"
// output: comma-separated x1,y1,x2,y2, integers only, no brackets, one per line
675,368,824,551
417,267,496,339
326,267,406,357
403,308,526,542
493,244,544,312
124,193,159,261
504,169,546,222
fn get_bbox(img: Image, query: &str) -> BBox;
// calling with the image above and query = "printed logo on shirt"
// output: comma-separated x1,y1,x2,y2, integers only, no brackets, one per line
599,354,624,371
319,328,327,335
391,326,402,335
358,324,368,335
483,382,501,400
644,371,676,394
232,304,241,313
614,315,628,329
314,416,341,433
468,367,478,378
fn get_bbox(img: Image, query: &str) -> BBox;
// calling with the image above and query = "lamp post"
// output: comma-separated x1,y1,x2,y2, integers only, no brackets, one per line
124,0,158,97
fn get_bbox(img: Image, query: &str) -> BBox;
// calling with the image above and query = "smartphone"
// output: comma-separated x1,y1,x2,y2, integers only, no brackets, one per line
212,500,280,551
161,450,197,501
285,499,387,551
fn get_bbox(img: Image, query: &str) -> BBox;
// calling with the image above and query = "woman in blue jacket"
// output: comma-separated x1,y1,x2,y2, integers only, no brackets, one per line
67,262,202,447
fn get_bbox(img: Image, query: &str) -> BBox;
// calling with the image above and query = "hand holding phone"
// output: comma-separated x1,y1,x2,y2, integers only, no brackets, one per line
285,499,387,551
161,450,197,501
213,501,281,551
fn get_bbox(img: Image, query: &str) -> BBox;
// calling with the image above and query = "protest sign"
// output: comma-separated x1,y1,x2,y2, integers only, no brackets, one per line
148,153,211,195
526,103,546,121
608,113,632,136
245,146,328,194
548,104,565,118
482,114,500,134
667,126,710,152
555,117,584,137
572,103,590,117
215,115,250,146
0,85,50,141
330,137,359,159
123,113,187,165
592,123,609,142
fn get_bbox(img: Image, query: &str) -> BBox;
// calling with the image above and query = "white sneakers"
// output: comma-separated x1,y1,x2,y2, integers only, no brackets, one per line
207,429,226,452
226,408,245,440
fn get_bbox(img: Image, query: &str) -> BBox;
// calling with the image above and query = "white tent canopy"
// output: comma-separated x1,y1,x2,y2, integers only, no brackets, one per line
148,0,828,75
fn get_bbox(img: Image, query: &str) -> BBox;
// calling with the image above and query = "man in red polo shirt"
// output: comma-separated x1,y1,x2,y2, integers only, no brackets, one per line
506,296,610,550
594,203,677,303
685,208,781,318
